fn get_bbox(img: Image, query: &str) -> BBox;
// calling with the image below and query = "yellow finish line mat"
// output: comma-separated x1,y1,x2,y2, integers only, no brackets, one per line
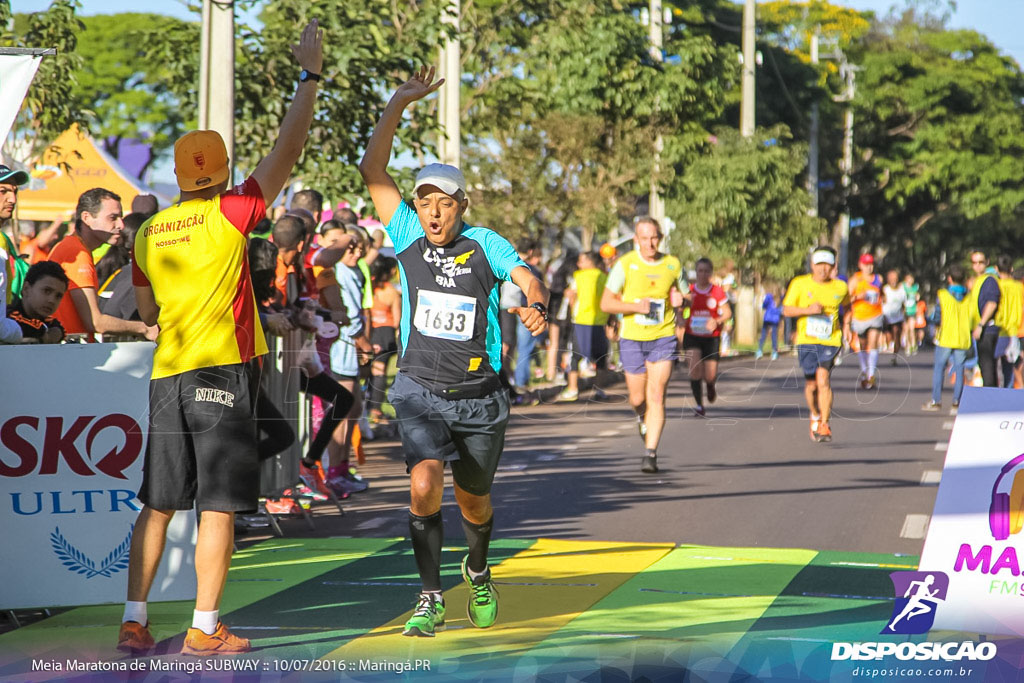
0,537,1019,682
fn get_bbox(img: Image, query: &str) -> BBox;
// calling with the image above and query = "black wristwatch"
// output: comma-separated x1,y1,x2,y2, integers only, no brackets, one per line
529,302,549,321
300,69,321,83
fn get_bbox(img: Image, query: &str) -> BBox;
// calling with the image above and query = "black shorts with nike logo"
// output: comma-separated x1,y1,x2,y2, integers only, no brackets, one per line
139,362,259,513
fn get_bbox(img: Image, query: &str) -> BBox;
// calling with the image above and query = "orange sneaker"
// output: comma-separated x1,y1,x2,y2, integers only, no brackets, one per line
264,498,301,515
298,461,331,497
181,621,250,656
116,620,154,654
816,422,833,443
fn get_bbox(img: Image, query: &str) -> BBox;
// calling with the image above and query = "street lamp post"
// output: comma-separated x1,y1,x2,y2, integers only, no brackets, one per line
199,0,235,179
438,0,461,168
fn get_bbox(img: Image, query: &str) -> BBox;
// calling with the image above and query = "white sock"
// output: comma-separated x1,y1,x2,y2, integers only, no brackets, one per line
868,350,879,377
468,564,490,582
123,601,147,625
192,609,219,635
858,351,868,373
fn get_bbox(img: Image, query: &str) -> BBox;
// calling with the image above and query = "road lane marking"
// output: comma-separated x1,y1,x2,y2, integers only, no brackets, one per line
934,441,948,451
942,421,954,430
900,514,931,539
920,470,941,485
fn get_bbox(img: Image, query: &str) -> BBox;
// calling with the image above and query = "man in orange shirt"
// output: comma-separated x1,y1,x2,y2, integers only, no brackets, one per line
116,18,324,658
48,188,157,342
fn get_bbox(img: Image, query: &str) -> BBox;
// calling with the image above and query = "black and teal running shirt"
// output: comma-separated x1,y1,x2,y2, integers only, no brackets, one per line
386,201,527,395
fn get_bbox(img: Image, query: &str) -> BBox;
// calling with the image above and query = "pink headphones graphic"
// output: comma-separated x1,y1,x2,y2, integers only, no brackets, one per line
990,453,1024,541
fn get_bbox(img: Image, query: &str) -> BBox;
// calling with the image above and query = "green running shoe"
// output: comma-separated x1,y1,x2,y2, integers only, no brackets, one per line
403,592,446,637
461,555,499,628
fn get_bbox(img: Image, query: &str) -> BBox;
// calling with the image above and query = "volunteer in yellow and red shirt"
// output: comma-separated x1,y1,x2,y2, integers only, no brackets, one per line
848,252,884,388
683,257,732,417
49,189,157,342
117,18,324,659
783,246,850,443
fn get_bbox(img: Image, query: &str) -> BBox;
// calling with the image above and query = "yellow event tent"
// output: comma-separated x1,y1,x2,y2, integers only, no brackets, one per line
15,124,165,221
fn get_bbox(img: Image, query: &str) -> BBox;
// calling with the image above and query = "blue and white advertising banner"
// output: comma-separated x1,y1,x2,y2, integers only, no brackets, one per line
0,342,196,609
919,386,1024,636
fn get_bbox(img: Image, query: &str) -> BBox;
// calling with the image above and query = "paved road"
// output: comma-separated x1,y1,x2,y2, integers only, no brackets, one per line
269,348,952,558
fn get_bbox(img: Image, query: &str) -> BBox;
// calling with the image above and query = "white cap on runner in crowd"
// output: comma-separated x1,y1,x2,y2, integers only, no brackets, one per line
414,163,466,197
811,249,836,266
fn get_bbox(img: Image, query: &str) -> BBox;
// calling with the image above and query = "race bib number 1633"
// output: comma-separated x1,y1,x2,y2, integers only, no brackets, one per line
414,290,477,341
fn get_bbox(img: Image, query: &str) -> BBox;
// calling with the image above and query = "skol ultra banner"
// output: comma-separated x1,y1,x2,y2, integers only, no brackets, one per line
0,343,196,609
919,386,1024,636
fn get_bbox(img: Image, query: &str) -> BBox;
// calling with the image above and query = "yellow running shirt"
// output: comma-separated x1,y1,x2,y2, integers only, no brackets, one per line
783,274,849,347
571,268,609,326
133,177,268,380
605,251,684,341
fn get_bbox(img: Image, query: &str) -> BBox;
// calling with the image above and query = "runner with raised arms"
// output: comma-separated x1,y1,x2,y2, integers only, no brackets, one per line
358,66,549,637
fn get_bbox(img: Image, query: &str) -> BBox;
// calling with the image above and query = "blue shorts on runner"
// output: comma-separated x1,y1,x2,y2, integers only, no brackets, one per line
797,344,840,379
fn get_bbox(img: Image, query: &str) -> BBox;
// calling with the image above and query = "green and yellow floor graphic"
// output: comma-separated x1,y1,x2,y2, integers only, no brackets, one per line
0,537,1014,681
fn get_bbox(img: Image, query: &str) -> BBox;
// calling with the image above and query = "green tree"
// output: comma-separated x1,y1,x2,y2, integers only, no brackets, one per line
2,0,87,166
138,0,447,203
849,4,1024,278
459,0,731,246
72,13,197,178
669,126,822,280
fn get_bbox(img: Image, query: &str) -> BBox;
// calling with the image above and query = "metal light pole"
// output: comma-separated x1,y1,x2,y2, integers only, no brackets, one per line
837,59,857,275
199,0,235,176
438,0,461,168
807,32,820,218
740,0,756,137
648,0,665,225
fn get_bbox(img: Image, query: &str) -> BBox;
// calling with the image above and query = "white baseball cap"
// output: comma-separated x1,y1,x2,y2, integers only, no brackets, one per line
414,163,466,197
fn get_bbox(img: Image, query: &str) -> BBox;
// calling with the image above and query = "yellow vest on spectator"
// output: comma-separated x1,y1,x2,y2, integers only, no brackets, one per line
936,289,972,350
969,272,995,328
996,277,1024,338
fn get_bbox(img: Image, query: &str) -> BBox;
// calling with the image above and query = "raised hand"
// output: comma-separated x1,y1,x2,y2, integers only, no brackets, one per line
394,66,444,106
290,18,324,74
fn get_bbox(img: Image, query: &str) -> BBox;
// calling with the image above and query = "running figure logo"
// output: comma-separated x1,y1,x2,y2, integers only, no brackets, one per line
882,571,948,634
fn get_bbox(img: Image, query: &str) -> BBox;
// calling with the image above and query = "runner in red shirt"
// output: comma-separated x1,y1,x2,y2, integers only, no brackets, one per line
683,257,732,416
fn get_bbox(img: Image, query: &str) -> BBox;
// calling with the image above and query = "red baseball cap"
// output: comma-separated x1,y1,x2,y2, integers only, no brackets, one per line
858,253,875,266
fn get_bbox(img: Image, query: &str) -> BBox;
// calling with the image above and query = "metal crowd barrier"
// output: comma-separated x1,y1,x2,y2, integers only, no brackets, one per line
259,331,344,535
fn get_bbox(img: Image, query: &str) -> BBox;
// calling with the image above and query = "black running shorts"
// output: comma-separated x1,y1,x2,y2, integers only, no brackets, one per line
388,371,509,496
683,334,722,361
139,363,259,513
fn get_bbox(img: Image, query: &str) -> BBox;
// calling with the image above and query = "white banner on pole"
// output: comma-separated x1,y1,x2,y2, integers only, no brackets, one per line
0,343,197,610
919,386,1024,637
0,54,42,146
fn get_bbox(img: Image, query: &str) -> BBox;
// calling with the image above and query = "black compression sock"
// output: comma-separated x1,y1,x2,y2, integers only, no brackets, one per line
461,515,494,577
409,510,444,592
690,380,704,406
